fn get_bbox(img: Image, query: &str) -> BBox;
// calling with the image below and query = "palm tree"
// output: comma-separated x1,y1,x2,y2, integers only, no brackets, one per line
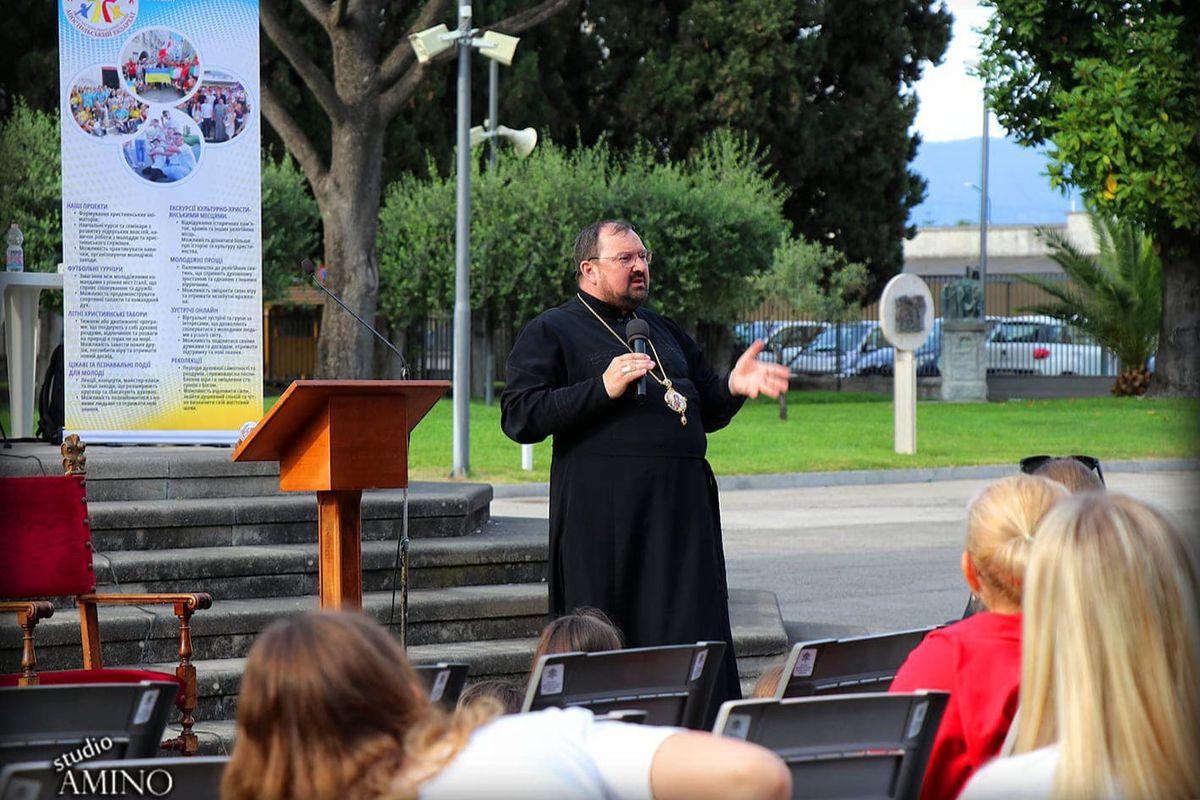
1022,212,1161,396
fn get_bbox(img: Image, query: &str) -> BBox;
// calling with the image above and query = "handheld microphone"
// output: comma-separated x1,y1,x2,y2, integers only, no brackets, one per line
300,258,409,379
625,318,650,402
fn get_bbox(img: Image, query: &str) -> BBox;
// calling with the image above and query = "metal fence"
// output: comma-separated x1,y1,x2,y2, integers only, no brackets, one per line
730,273,1118,379
263,273,1118,387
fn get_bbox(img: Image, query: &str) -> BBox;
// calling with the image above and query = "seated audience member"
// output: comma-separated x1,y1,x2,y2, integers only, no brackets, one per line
890,474,1067,800
532,606,624,664
1026,457,1104,494
750,660,785,699
961,494,1200,800
222,611,790,800
457,679,524,715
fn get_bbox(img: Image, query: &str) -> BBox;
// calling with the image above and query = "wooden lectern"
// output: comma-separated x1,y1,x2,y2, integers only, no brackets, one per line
231,380,449,610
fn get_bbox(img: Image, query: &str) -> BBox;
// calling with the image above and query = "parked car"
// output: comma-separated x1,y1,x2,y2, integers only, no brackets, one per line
733,319,795,348
784,320,879,376
848,319,943,377
985,315,1113,376
757,322,829,364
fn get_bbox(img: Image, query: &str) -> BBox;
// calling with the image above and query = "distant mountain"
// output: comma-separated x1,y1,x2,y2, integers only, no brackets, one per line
909,136,1082,227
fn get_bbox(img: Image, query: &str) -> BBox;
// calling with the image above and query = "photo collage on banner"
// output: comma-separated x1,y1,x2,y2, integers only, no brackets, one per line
59,0,262,444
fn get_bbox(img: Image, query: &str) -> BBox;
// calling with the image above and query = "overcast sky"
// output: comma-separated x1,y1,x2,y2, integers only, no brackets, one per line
911,0,1000,143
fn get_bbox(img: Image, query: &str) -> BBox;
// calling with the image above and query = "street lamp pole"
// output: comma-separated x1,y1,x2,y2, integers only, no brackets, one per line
410,13,524,476
978,95,990,314
452,5,472,477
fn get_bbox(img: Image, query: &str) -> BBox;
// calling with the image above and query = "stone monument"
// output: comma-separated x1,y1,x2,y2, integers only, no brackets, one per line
940,268,989,402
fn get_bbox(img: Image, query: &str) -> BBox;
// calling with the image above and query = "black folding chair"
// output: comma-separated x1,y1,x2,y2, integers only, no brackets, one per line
714,691,950,800
523,642,725,729
0,681,176,767
778,626,939,698
0,755,228,799
412,662,470,709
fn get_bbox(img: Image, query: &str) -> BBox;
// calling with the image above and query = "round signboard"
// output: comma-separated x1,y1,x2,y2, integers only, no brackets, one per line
879,273,934,351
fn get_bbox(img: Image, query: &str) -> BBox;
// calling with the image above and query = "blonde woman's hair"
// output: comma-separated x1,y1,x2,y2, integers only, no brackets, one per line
222,611,499,800
966,474,1068,607
1015,493,1200,799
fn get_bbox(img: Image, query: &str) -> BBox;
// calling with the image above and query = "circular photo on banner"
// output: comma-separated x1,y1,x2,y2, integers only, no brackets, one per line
178,67,254,145
119,28,202,105
121,108,204,185
66,65,151,141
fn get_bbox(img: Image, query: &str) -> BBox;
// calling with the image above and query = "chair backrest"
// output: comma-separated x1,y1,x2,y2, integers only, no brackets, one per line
412,662,469,708
0,682,176,767
523,642,724,728
779,626,939,698
0,476,94,598
714,691,950,800
0,756,228,800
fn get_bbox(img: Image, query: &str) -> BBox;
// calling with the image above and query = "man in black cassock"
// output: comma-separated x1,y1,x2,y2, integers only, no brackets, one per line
500,220,789,714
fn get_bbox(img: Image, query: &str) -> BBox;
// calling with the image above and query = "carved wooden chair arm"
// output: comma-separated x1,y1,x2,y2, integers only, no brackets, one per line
74,592,213,756
78,593,214,612
0,600,56,686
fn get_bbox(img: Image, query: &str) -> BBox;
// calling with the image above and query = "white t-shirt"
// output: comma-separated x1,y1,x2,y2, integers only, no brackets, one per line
419,707,678,800
961,745,1126,800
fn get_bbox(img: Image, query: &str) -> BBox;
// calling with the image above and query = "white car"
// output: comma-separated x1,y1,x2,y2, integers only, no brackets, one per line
986,315,1114,376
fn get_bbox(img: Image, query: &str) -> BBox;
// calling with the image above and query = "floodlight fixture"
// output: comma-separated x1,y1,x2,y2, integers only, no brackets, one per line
409,24,453,64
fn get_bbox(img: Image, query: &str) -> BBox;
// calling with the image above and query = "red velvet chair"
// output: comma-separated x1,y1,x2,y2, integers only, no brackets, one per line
0,435,213,754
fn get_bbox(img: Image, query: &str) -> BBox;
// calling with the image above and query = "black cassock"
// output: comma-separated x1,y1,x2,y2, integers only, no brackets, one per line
501,294,745,711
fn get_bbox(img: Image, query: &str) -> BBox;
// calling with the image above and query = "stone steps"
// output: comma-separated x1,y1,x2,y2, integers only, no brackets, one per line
85,520,547,601
85,484,491,551
0,583,550,672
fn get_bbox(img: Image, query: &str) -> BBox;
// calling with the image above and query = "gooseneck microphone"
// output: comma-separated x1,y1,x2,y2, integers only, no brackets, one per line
625,318,650,402
301,258,409,379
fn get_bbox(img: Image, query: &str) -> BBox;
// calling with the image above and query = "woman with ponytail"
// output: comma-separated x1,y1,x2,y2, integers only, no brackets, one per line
890,474,1067,799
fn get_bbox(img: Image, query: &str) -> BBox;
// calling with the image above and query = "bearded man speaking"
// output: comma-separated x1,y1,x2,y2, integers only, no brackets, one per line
501,220,789,717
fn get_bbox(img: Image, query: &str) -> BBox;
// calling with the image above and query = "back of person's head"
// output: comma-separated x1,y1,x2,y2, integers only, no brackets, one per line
966,474,1068,608
457,679,525,715
1016,493,1200,799
1029,457,1105,494
751,660,785,699
532,607,624,664
223,611,497,800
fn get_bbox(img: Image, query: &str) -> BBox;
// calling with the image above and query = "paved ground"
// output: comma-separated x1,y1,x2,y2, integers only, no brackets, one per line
491,469,1200,639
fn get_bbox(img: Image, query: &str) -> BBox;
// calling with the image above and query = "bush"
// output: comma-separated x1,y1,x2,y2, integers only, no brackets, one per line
0,99,61,273
377,131,796,332
261,151,321,302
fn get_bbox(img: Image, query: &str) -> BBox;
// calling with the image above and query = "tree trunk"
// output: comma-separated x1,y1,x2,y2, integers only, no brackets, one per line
314,117,386,379
1149,229,1199,397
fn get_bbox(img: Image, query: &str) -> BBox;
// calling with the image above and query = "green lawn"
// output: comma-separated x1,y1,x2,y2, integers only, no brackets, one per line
11,389,1196,484
398,392,1198,482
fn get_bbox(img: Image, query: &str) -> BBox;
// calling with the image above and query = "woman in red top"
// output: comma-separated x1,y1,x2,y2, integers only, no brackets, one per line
891,474,1067,800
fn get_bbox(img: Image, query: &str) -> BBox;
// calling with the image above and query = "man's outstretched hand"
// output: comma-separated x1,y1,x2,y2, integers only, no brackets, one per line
728,340,790,399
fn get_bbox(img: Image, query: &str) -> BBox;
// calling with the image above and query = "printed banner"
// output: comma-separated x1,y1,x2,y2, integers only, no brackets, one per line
59,0,262,444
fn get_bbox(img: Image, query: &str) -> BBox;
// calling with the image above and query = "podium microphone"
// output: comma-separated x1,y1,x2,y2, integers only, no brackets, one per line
625,318,650,402
301,258,409,379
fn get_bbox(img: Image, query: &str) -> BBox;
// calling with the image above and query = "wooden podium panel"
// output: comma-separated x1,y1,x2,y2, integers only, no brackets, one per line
232,380,449,609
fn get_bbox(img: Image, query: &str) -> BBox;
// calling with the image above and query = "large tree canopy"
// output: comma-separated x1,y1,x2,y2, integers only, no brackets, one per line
502,0,952,294
978,0,1199,396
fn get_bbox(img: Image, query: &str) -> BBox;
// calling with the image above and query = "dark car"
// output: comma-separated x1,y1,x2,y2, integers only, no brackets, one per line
847,319,943,377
